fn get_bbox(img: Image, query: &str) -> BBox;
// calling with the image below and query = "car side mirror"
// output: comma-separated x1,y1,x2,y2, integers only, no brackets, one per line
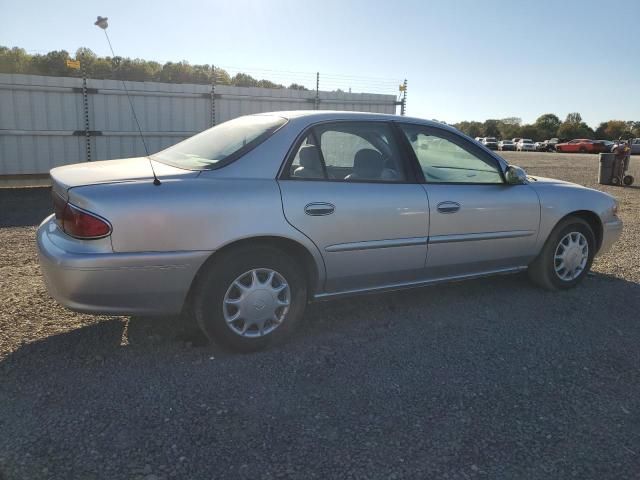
505,165,528,185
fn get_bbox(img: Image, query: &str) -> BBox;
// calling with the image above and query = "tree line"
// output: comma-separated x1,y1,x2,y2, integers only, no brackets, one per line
454,113,640,142
0,46,309,90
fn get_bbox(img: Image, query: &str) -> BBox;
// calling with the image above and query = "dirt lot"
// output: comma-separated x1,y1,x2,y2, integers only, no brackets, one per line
1,151,639,479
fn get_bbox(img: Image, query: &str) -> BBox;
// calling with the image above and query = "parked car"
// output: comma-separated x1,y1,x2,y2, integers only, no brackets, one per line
535,141,546,152
37,111,623,351
555,139,599,153
543,138,561,152
593,140,615,153
612,139,640,155
627,138,640,155
482,137,498,150
498,140,515,151
511,137,522,146
517,139,536,151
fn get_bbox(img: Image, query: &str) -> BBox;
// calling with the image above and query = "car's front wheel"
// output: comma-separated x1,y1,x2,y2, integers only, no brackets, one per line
528,216,596,290
193,246,307,352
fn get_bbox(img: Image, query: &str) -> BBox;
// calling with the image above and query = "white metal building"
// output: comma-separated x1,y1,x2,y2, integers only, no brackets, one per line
0,73,399,177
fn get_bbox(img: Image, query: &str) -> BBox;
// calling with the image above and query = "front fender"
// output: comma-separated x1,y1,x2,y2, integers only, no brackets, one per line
530,179,618,254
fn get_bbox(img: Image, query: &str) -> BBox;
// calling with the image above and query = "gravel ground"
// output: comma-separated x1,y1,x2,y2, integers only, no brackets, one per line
1,151,639,479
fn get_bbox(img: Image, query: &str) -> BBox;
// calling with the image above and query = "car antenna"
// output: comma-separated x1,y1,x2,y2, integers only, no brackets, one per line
94,16,161,186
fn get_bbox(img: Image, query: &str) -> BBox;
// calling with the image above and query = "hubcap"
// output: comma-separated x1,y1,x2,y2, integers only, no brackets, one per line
223,269,290,338
554,232,589,281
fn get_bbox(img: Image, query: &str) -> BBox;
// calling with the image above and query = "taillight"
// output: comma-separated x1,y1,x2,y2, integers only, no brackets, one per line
52,191,67,224
52,192,111,239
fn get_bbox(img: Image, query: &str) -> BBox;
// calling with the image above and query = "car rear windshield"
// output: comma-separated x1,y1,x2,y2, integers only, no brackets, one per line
152,115,287,170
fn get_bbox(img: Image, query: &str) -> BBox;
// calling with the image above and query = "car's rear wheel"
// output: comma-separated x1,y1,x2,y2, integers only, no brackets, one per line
193,246,307,352
623,175,634,186
528,216,595,290
579,147,587,153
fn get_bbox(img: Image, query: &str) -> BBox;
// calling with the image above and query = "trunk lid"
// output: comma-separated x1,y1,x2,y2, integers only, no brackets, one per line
50,157,198,198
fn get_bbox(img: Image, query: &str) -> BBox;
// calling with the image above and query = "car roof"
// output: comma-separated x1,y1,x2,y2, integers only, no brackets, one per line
254,110,458,132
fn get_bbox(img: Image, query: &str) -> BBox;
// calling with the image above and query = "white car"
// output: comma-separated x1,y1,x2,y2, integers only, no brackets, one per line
517,139,536,152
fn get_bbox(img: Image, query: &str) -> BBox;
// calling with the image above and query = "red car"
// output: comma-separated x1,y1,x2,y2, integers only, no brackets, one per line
555,139,603,153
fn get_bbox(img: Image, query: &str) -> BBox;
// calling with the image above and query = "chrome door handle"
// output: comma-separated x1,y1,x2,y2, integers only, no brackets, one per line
437,201,460,214
304,202,335,216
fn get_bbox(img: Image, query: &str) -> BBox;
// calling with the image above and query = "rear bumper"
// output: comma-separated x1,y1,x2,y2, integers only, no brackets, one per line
37,216,212,315
598,218,623,256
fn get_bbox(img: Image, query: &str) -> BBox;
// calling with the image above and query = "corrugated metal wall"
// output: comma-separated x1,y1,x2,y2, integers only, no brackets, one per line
0,73,399,176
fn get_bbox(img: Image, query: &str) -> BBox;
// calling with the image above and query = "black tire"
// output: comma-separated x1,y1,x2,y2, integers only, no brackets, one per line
623,175,634,186
528,216,595,290
192,246,307,352
579,147,587,153
556,147,562,153
611,176,621,185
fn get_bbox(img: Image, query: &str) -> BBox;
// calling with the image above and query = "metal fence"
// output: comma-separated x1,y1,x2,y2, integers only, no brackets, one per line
0,73,402,176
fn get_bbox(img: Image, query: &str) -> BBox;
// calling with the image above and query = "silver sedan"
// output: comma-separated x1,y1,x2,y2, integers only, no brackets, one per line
37,111,623,351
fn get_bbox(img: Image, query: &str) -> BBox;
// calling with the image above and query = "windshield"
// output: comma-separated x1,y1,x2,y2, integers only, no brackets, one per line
485,137,497,142
523,139,533,143
152,115,287,169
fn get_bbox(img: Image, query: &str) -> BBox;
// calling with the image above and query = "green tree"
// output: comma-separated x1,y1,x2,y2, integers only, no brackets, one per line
519,124,539,140
214,68,232,85
565,112,582,124
534,113,561,139
558,112,594,139
483,119,501,138
231,72,259,87
30,50,71,76
0,45,312,90
498,117,522,140
0,46,31,73
257,79,284,89
595,120,630,140
454,121,483,138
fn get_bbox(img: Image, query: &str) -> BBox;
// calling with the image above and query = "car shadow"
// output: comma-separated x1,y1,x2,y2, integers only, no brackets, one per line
3,270,639,368
0,187,52,227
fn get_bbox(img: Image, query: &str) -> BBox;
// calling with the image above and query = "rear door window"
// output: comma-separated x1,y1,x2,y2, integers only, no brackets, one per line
288,122,406,182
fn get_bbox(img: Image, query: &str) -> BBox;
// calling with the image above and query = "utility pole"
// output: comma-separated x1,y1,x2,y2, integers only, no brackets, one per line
400,79,407,116
68,54,91,161
315,72,320,110
210,65,216,127
82,64,91,160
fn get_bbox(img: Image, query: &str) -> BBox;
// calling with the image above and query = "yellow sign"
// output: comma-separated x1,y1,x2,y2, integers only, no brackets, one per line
399,84,406,92
66,59,81,70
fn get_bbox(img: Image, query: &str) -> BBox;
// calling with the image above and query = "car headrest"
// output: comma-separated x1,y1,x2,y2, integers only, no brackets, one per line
353,149,384,177
299,146,321,170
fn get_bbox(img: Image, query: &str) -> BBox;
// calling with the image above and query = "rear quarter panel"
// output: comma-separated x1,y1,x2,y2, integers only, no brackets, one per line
67,177,325,279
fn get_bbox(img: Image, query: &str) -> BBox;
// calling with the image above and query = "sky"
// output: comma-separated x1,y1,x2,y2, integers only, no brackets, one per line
1,0,638,127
